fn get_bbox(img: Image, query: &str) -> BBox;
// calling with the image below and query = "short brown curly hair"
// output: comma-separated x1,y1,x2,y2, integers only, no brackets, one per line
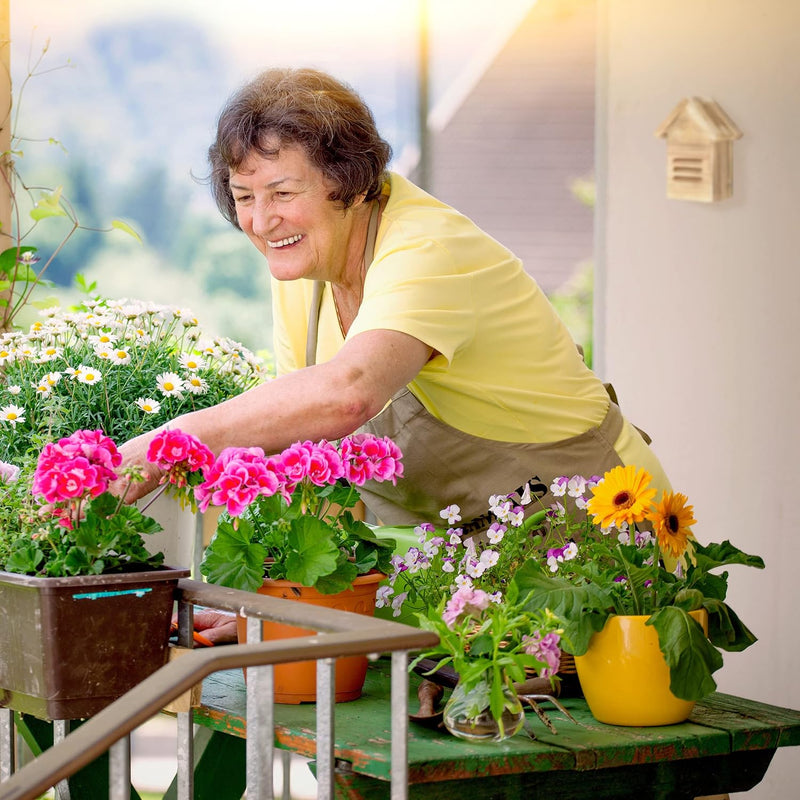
208,68,392,228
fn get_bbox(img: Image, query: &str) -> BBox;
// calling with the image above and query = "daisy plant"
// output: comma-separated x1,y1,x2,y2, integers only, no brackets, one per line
0,294,268,463
512,465,765,702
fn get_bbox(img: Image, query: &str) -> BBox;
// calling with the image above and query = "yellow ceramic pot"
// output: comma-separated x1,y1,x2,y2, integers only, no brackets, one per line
574,609,708,726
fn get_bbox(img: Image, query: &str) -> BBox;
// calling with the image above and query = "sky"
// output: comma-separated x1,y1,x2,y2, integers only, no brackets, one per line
13,0,536,99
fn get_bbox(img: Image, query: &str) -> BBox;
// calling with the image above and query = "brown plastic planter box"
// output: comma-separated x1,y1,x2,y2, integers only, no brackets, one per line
0,567,189,720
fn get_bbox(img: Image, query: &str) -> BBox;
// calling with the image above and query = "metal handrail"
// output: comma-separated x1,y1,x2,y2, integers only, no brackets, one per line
0,578,438,800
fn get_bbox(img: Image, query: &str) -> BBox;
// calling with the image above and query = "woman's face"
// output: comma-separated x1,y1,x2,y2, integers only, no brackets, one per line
229,143,362,284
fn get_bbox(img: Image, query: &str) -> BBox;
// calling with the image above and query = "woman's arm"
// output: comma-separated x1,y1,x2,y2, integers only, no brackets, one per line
117,328,433,501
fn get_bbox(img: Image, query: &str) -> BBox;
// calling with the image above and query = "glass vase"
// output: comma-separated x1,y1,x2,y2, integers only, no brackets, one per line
442,676,524,742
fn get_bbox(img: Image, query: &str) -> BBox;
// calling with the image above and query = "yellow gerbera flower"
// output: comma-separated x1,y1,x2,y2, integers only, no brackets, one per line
587,465,657,529
647,491,696,559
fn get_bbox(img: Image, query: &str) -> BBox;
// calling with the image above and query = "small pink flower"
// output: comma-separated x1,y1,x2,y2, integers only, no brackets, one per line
32,430,121,503
146,429,215,487
195,447,282,515
0,460,20,483
276,441,313,491
522,630,562,678
442,585,492,628
303,440,344,487
340,433,403,486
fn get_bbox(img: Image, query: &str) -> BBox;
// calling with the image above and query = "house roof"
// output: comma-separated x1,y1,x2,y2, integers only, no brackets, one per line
409,0,596,294
655,97,743,143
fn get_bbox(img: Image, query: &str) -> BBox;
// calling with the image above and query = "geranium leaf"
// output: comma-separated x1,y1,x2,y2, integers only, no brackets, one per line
200,519,267,592
283,516,340,586
314,559,358,595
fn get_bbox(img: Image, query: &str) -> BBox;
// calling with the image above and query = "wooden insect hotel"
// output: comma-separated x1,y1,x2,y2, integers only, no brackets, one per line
655,97,742,202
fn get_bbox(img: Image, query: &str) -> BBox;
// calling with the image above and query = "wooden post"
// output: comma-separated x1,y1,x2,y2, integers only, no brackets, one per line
0,0,11,325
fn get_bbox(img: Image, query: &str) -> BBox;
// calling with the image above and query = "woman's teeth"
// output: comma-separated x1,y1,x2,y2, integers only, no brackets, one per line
267,234,303,249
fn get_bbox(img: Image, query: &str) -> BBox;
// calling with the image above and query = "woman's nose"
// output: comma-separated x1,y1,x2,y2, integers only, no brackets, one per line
251,200,278,238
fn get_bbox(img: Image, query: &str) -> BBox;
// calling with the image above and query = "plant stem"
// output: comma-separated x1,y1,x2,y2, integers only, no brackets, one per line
138,481,169,515
615,543,642,615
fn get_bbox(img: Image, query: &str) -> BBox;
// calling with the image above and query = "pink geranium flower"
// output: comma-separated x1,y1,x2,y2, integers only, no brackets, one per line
195,447,282,516
146,428,215,488
32,430,121,503
340,433,404,486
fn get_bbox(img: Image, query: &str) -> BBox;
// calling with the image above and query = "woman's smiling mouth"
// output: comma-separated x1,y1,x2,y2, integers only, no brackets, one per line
267,234,304,249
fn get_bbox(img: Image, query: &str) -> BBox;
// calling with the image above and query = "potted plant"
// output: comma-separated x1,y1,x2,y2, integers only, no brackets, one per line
0,427,212,719
510,465,765,725
198,433,402,702
410,582,562,742
0,294,267,461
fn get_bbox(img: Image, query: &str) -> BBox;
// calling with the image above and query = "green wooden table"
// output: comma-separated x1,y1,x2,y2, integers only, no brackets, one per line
191,659,800,799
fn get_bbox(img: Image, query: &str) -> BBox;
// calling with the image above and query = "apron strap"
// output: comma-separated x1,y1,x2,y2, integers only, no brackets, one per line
305,200,380,368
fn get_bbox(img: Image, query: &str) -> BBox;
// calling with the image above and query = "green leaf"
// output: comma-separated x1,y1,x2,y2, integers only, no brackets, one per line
693,540,765,572
648,606,723,701
5,542,44,575
703,597,759,652
200,519,268,592
64,547,94,575
30,188,67,220
513,562,612,654
111,219,143,243
0,246,37,278
313,559,359,594
283,516,340,586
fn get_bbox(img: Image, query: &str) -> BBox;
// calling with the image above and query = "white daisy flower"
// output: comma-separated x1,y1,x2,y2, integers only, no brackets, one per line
0,348,16,366
77,366,102,385
36,346,61,362
109,347,131,365
135,397,162,414
179,353,205,371
7,385,21,395
156,372,184,397
0,404,25,426
184,375,208,395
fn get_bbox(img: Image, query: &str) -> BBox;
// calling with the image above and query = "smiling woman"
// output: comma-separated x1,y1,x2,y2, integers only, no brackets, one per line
114,65,671,558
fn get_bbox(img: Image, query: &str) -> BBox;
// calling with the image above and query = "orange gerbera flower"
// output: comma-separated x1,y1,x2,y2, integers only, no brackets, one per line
647,491,696,559
587,465,657,529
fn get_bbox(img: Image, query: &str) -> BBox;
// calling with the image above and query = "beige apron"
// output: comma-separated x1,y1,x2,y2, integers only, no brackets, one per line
306,202,629,533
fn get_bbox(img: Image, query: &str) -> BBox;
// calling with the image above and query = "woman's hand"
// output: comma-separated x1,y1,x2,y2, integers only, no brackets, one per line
172,609,239,646
110,429,164,503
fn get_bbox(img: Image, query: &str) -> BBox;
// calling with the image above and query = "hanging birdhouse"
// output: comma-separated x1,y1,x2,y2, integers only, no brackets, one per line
655,97,742,202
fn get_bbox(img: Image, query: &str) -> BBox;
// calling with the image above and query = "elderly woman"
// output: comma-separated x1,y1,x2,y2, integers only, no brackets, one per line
120,67,670,531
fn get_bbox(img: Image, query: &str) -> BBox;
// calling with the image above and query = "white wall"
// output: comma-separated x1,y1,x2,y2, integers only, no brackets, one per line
595,1,800,796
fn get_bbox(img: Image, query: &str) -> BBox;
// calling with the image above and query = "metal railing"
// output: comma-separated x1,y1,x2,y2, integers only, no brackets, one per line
0,578,438,800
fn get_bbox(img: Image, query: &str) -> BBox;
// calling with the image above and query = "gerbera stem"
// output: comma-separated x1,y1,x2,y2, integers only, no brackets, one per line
615,543,642,615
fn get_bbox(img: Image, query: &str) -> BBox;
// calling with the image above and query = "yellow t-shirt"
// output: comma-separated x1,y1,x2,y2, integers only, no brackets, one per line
271,173,669,489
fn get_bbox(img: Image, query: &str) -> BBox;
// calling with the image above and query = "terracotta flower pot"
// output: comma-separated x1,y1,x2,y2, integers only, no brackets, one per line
0,567,188,719
574,609,708,726
237,571,384,704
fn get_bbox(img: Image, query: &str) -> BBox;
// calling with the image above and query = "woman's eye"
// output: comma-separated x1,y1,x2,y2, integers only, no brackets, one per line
233,195,252,204
275,191,293,200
